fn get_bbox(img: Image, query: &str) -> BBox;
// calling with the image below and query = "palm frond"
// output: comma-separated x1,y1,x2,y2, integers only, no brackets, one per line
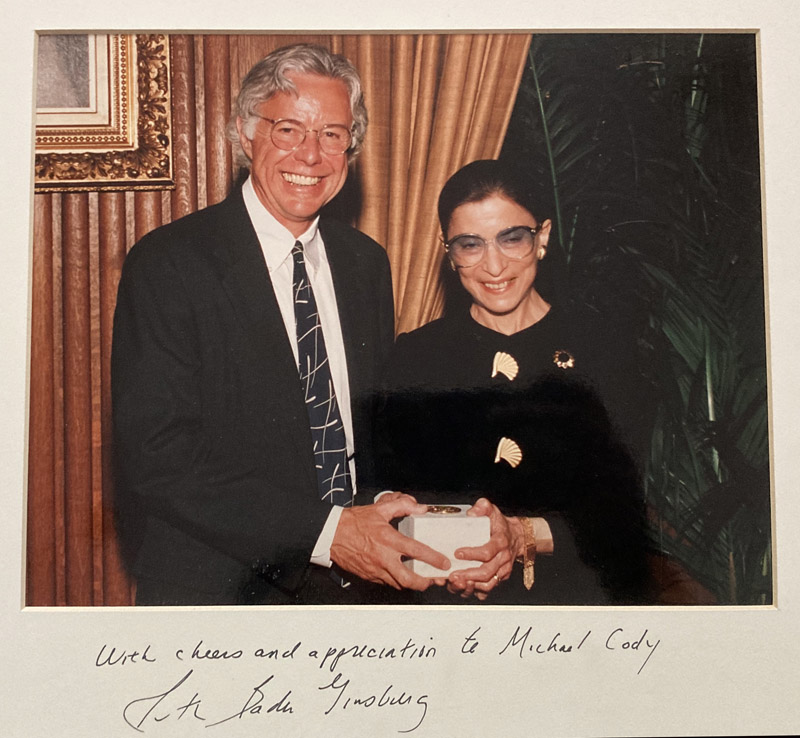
502,33,770,604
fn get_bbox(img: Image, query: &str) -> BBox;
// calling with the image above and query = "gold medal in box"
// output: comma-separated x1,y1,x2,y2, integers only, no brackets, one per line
398,504,490,578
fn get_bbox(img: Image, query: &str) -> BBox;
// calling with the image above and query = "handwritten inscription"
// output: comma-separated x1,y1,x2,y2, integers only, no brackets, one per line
96,644,156,667
605,628,661,675
100,625,664,734
316,638,436,672
498,626,592,656
173,640,244,662
495,626,659,674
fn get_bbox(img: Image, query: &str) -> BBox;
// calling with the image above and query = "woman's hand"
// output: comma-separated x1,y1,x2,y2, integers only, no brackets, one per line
447,498,525,601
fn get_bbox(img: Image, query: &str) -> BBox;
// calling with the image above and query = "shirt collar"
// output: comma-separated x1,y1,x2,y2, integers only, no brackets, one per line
242,175,322,272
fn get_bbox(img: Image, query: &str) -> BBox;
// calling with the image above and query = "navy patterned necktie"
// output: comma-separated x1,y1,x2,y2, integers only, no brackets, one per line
292,241,353,507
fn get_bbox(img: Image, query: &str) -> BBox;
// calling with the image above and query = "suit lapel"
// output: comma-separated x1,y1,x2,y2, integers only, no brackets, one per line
212,191,298,379
210,199,369,397
210,190,316,484
321,217,370,399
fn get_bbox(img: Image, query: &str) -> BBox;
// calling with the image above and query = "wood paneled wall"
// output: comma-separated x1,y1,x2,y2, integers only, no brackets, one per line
27,34,343,606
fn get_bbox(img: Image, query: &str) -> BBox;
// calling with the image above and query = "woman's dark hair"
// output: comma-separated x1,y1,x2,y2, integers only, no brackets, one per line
437,159,550,235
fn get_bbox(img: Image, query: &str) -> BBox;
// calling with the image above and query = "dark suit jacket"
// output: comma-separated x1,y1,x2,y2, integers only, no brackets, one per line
111,187,394,605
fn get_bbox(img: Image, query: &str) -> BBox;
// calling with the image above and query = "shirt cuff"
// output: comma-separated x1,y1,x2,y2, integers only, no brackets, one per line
533,517,554,554
310,505,345,568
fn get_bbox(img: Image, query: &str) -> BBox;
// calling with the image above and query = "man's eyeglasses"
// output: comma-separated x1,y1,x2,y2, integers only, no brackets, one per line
445,225,542,268
253,115,353,156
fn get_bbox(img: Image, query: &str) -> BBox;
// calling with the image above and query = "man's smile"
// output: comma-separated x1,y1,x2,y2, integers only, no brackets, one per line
281,172,323,186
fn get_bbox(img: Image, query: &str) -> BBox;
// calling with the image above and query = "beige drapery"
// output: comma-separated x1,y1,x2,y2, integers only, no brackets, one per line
340,34,531,334
26,33,530,606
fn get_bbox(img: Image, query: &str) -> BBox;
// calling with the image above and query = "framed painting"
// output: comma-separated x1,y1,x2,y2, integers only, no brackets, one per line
34,33,173,191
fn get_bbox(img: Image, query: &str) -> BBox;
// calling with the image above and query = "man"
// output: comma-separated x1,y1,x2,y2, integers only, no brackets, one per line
111,44,448,605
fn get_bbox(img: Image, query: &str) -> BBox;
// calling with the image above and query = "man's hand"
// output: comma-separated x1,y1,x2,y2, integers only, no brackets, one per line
330,493,450,590
447,497,524,600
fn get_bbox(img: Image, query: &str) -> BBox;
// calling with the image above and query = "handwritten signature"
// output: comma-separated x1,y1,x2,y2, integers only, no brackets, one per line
122,670,293,732
122,669,428,733
319,672,428,733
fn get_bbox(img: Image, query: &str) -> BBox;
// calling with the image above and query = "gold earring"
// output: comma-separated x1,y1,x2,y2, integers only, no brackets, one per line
449,259,457,272
538,249,545,259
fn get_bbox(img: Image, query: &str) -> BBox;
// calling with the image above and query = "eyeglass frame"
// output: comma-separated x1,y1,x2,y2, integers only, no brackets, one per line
443,224,543,268
251,114,354,155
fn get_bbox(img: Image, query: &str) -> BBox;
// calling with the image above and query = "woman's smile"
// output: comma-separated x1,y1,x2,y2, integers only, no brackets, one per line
480,278,515,292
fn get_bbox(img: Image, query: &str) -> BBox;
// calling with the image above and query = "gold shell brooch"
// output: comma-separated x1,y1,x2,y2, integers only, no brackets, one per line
491,351,519,381
494,437,523,468
553,349,575,369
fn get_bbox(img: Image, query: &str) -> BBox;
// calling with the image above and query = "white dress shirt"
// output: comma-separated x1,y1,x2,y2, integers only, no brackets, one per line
242,176,353,567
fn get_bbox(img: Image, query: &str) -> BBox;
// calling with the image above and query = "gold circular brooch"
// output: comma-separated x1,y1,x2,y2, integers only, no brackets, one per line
553,349,576,369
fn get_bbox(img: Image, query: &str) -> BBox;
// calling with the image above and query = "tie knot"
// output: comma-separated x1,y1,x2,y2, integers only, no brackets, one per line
292,240,303,255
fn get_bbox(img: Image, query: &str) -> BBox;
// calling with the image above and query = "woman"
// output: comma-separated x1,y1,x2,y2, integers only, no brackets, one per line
375,159,653,605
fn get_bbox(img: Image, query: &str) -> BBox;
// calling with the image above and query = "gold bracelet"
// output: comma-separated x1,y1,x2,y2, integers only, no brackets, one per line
516,517,537,590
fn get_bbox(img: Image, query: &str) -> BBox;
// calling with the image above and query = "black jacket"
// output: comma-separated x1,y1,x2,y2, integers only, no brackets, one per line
374,307,652,604
111,187,394,604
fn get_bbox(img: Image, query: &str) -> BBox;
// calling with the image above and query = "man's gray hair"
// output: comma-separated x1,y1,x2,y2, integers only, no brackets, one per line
228,43,368,168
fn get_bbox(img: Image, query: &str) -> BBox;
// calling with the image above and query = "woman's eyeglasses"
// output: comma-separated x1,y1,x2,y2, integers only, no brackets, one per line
445,225,541,268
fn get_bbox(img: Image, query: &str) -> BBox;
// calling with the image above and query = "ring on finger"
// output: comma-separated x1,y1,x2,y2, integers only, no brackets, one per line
493,574,500,582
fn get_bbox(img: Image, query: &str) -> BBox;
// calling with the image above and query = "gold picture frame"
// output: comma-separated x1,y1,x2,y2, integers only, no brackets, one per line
34,33,173,192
